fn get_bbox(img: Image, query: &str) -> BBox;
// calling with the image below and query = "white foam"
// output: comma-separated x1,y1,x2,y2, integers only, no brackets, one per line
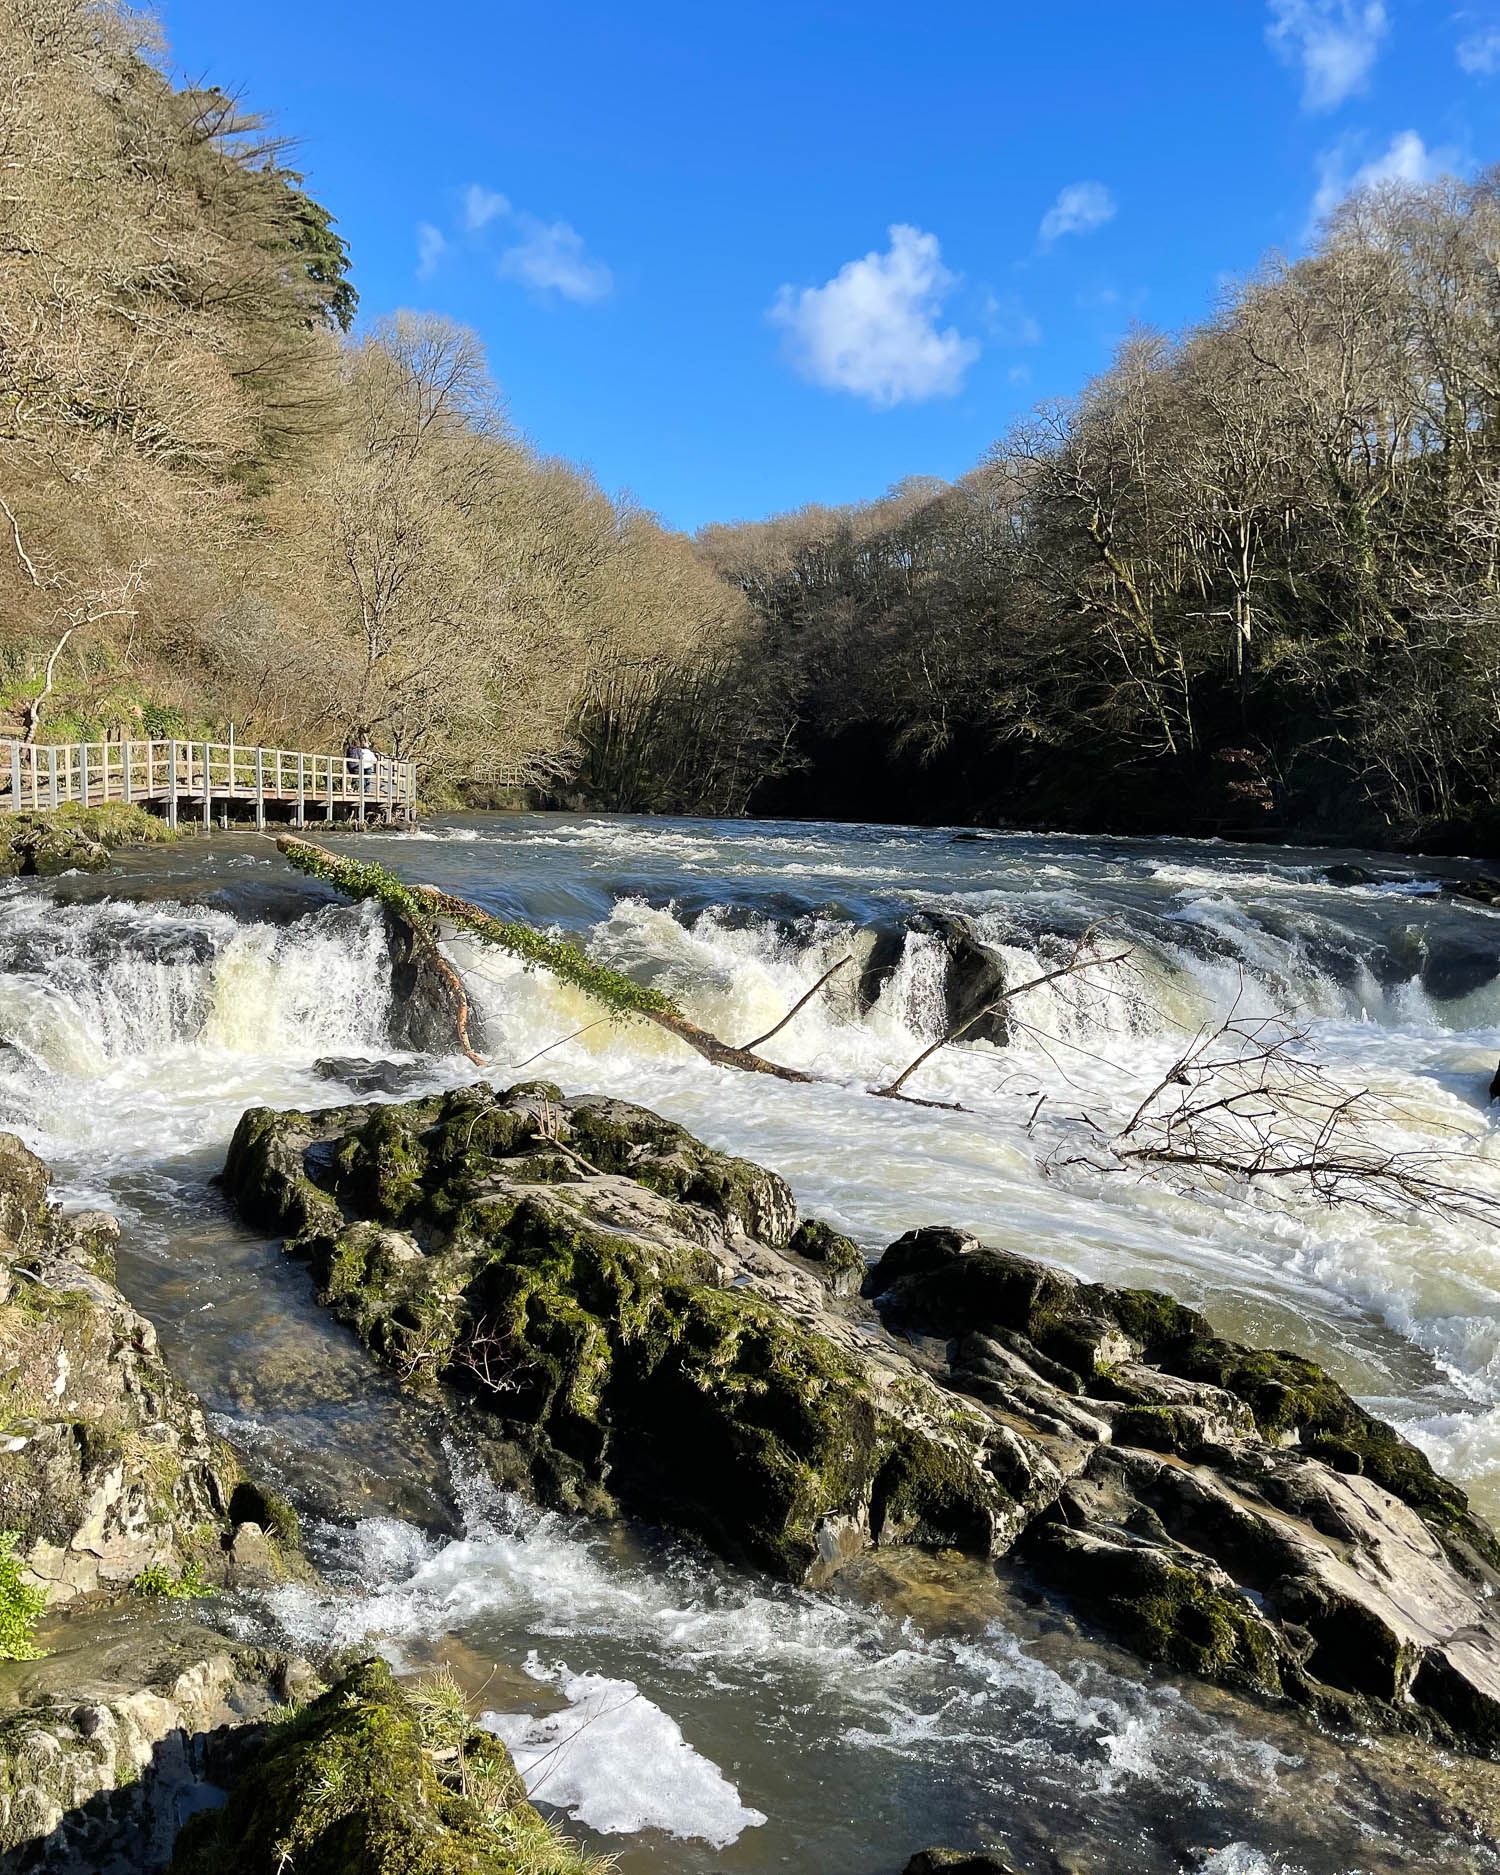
483,1657,766,1846
1196,1847,1293,1875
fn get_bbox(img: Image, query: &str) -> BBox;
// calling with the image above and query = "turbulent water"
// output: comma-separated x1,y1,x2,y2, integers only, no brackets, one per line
8,814,1500,1873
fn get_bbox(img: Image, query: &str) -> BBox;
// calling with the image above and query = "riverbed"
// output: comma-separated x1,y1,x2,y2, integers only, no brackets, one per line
7,813,1500,1874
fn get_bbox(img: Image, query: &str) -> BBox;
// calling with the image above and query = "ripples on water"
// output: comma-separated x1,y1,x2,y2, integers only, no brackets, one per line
4,814,1500,1872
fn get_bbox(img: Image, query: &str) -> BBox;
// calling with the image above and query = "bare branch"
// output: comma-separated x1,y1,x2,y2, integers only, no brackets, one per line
740,955,853,1052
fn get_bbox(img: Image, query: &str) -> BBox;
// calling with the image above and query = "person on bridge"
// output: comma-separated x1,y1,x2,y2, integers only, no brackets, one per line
345,731,378,778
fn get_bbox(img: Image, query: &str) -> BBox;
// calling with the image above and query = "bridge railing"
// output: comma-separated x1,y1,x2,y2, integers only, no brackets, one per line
0,738,418,826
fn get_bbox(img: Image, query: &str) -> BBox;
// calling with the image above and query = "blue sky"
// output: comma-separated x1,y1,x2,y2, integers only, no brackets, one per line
160,1,1498,532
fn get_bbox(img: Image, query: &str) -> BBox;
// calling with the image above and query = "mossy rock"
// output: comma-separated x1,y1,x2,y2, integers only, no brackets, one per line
867,1226,1499,1572
0,803,176,877
1029,1524,1285,1698
789,1219,866,1295
223,1090,1018,1580
170,1659,606,1875
1171,1340,1497,1567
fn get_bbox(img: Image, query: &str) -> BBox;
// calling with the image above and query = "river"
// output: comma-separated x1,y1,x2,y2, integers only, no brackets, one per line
5,813,1500,1874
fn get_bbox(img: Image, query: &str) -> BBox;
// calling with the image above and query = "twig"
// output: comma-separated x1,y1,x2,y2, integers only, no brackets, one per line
740,955,853,1052
878,926,1130,1097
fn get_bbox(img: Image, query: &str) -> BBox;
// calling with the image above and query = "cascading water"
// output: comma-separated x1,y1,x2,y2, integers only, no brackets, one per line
6,816,1500,1874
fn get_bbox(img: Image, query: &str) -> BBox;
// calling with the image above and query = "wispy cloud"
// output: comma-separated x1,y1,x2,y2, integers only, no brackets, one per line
1310,129,1449,228
1457,21,1500,72
769,224,979,408
415,222,446,280
984,292,1042,345
464,185,511,232
498,216,613,304
1038,182,1116,245
1267,1,1388,111
417,185,614,305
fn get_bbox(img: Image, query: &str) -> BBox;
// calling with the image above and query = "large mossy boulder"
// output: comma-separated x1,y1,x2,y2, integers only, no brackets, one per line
224,1085,1029,1580
0,804,174,878
868,1225,1500,1751
169,1659,606,1875
0,1132,303,1608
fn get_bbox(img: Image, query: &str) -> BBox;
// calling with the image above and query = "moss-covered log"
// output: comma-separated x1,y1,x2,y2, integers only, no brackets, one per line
275,835,818,1081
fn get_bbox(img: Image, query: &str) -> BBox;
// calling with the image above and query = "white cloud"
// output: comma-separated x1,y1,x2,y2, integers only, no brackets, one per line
416,222,446,280
1457,25,1500,72
1310,129,1447,226
1008,364,1032,386
1038,182,1116,245
1267,1,1387,111
769,224,979,408
984,292,1042,345
464,184,511,232
498,216,613,303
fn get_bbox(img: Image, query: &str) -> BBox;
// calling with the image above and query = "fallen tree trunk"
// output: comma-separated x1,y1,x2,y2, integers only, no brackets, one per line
277,836,818,1082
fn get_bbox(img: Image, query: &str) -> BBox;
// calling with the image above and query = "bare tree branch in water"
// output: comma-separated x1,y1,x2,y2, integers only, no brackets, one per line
877,919,1131,1099
1044,996,1500,1228
740,954,853,1052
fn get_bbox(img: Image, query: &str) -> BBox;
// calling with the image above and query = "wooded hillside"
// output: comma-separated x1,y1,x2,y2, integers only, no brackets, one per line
650,174,1500,847
0,0,748,795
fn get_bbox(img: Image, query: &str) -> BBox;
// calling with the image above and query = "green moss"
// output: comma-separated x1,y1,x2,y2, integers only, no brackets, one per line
132,1560,215,1600
0,1530,46,1660
169,1660,608,1875
334,1106,432,1223
1124,1561,1282,1690
788,1219,866,1289
278,837,681,1021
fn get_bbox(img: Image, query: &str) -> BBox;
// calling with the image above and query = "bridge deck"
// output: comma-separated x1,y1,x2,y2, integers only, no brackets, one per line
0,738,417,827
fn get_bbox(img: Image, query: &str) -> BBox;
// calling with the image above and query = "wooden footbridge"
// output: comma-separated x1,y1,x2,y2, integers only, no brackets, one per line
0,737,417,828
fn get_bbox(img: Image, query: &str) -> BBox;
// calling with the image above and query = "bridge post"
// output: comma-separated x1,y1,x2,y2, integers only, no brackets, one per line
122,742,133,805
167,740,178,828
326,755,334,823
202,741,211,829
9,742,19,810
48,747,58,809
296,752,305,828
255,748,265,829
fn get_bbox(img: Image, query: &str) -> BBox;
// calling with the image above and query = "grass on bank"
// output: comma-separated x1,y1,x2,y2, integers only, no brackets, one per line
0,1530,46,1660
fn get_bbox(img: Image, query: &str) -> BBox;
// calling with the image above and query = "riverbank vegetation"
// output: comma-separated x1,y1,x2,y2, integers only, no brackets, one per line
7,3,1500,846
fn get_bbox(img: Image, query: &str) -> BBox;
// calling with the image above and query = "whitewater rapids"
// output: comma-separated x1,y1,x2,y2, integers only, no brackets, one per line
3,813,1500,1873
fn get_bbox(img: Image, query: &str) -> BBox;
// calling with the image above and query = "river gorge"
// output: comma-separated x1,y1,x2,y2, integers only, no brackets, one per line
6,813,1500,1875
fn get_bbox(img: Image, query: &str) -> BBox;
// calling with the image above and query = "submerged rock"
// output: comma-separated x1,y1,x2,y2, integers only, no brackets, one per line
223,1089,1500,1753
168,1658,604,1875
903,1854,1022,1875
312,1055,434,1097
0,1132,304,1607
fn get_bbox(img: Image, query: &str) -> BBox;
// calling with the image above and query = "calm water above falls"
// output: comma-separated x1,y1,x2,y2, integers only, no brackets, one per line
8,813,1500,1875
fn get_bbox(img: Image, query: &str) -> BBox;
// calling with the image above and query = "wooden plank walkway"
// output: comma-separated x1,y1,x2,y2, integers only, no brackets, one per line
0,738,418,828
